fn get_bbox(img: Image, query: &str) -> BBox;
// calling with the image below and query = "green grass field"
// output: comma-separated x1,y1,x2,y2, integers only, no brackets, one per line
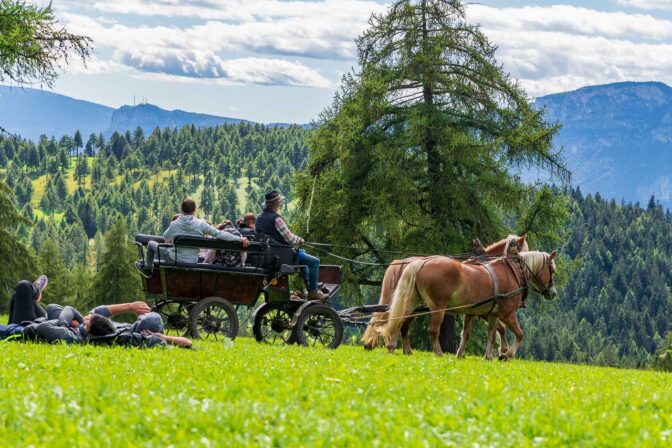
1,338,671,447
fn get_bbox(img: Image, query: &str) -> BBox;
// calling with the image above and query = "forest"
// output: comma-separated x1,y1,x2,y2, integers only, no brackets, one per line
1,125,671,368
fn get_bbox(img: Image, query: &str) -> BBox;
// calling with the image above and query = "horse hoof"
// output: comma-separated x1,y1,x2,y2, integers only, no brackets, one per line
403,350,413,356
499,355,509,361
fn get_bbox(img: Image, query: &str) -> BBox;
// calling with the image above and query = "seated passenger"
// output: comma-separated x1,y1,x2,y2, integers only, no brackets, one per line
257,190,328,301
135,198,249,277
238,213,256,239
202,222,246,267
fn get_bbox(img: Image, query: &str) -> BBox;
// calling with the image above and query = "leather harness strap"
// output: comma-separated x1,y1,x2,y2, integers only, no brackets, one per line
482,262,499,297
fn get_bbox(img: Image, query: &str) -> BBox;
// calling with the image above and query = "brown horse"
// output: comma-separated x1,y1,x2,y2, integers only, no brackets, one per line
361,234,528,355
376,251,557,360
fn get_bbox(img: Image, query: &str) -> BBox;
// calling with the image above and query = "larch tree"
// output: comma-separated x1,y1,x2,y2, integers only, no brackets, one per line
89,219,142,309
294,0,569,352
0,181,35,309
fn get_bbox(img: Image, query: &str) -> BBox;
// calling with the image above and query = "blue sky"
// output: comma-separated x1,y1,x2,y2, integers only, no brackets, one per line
14,0,672,123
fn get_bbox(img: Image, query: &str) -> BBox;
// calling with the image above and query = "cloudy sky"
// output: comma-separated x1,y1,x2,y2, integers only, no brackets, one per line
25,0,672,123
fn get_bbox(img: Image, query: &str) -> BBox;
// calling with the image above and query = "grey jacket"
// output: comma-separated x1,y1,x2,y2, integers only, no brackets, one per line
163,215,244,263
35,306,87,344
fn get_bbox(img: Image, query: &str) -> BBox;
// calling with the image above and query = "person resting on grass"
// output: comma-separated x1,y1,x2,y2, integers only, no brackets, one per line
135,197,250,278
1,277,192,348
35,304,192,348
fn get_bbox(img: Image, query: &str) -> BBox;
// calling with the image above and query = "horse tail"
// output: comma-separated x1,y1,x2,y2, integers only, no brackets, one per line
376,259,425,340
362,260,406,348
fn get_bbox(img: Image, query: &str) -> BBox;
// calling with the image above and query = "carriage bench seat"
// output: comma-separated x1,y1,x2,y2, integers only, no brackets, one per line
155,260,271,276
135,234,165,245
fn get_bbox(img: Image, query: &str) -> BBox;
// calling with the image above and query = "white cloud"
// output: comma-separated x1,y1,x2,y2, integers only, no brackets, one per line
616,0,672,11
52,2,672,96
470,5,672,41
121,50,332,87
467,5,672,96
57,12,334,87
70,0,387,23
59,0,385,59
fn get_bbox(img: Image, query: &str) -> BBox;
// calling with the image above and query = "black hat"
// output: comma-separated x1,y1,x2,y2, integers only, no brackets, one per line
265,190,285,205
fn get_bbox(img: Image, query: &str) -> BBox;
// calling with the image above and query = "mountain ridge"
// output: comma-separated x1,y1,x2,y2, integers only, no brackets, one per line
0,85,297,141
534,80,672,207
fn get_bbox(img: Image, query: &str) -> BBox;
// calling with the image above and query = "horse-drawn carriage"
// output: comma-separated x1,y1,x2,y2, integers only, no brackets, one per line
134,234,347,348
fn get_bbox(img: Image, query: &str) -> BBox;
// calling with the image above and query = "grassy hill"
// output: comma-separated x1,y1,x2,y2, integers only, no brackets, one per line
1,337,670,446
27,156,256,223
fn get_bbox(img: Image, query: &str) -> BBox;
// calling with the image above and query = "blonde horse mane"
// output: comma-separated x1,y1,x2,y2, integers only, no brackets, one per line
520,251,548,274
487,233,528,255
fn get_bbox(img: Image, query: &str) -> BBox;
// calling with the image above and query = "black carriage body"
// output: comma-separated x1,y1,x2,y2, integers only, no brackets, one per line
135,234,305,305
134,234,344,347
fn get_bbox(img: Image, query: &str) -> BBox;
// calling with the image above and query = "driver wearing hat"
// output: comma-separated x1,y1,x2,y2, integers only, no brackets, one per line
256,191,329,302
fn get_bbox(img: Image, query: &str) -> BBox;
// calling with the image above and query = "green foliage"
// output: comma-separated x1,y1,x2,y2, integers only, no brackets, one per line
0,180,35,309
89,219,142,309
650,332,672,372
0,0,91,88
36,240,69,304
518,190,672,368
294,0,569,301
0,339,671,446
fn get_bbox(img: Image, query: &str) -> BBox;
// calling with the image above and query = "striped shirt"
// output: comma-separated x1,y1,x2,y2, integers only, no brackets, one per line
274,217,304,245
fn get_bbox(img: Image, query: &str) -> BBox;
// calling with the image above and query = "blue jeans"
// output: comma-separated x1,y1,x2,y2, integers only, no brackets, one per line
297,249,320,292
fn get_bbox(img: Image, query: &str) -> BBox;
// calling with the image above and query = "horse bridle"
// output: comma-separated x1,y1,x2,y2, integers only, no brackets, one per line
521,254,555,297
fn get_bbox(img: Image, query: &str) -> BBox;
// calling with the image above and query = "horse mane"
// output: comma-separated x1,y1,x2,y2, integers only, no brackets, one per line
486,234,527,254
520,251,547,274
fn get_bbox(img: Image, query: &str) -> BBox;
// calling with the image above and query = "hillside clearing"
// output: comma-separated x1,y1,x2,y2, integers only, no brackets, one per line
1,338,670,447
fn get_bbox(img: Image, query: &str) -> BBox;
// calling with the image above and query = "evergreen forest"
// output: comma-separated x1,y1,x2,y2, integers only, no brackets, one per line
1,124,672,368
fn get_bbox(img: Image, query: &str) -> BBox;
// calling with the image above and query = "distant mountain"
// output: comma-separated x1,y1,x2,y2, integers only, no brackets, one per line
535,81,672,207
0,85,113,141
110,103,244,133
0,85,298,141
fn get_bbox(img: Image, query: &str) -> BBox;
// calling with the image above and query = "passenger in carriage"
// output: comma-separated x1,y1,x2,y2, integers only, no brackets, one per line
237,213,256,239
202,221,247,267
135,198,250,278
257,191,328,302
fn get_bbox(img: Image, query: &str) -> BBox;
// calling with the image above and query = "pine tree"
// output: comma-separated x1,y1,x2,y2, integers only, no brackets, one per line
37,240,71,303
294,0,568,352
74,130,83,156
0,181,35,307
89,219,142,309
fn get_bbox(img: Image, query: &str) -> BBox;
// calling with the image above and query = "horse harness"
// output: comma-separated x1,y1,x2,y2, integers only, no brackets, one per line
472,255,529,313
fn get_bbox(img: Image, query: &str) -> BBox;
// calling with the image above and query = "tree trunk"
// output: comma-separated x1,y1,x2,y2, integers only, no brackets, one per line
421,2,458,353
439,314,457,354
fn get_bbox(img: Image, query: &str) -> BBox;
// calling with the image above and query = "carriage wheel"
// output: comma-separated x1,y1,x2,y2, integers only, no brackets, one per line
153,301,190,336
294,304,343,349
188,297,239,341
253,303,296,345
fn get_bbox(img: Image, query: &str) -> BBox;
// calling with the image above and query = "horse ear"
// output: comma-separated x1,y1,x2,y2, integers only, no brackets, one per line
519,233,527,243
549,250,557,260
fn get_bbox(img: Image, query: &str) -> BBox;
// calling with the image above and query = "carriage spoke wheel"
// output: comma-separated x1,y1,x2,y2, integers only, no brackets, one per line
253,304,296,345
153,301,190,336
294,304,343,349
188,297,239,341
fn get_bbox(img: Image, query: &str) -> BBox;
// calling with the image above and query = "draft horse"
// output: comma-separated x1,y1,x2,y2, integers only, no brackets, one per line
376,251,557,360
362,234,529,355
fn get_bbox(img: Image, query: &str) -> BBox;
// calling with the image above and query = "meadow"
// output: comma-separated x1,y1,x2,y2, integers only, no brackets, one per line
1,337,671,447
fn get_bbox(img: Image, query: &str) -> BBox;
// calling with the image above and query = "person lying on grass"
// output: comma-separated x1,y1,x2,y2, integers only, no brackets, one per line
35,304,192,348
1,276,191,348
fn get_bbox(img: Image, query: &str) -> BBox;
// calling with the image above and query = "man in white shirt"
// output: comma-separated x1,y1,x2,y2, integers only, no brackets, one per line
135,198,249,277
